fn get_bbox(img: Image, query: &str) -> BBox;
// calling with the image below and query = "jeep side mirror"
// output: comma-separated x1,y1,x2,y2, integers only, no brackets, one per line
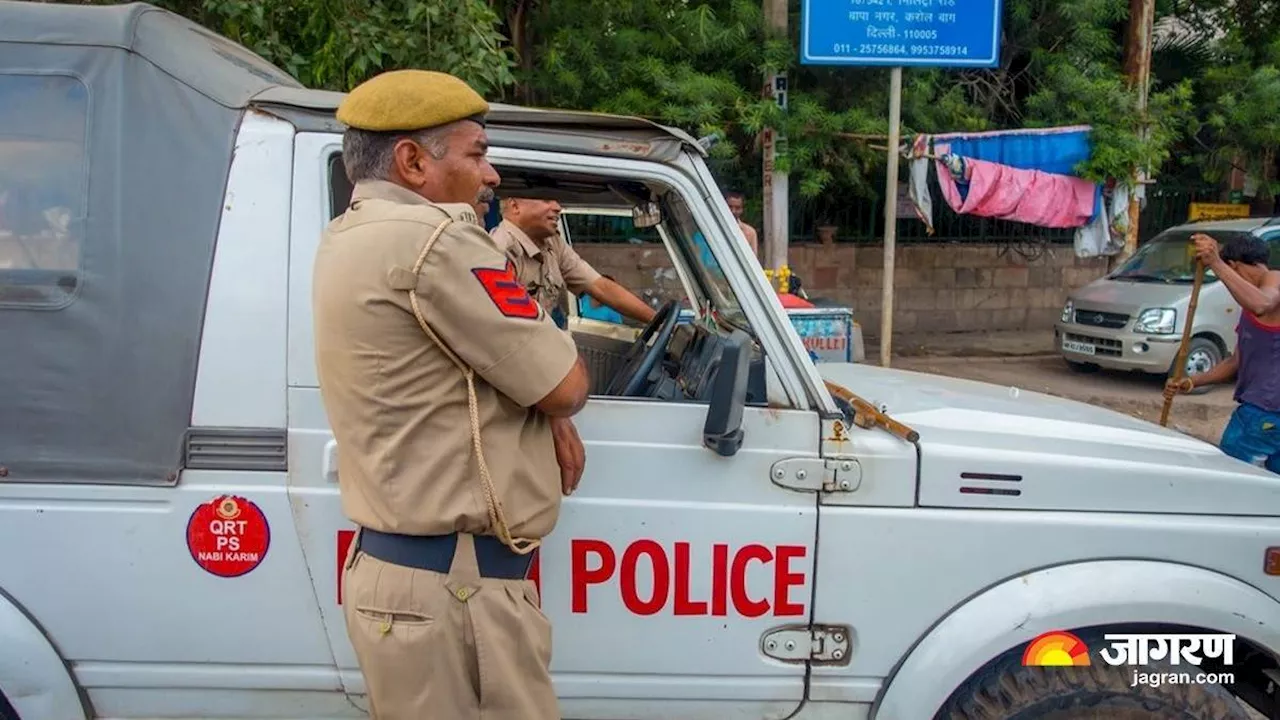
702,329,751,457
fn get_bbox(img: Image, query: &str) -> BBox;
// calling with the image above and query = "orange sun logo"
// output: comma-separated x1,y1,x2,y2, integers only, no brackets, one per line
1022,630,1091,666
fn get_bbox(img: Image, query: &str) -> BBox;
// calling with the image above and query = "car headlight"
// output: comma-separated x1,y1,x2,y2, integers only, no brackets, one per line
1134,307,1177,334
1060,299,1074,323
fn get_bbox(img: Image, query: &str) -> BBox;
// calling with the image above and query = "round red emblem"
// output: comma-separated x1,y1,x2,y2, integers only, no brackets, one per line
186,495,271,578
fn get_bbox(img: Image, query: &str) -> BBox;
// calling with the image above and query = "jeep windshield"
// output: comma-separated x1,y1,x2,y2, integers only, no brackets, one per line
660,192,751,332
1109,229,1251,284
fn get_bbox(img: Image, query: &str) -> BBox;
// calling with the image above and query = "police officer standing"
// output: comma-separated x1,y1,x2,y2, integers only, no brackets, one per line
312,69,590,720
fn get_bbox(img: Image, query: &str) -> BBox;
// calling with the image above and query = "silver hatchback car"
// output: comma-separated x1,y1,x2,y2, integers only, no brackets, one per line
1055,217,1280,377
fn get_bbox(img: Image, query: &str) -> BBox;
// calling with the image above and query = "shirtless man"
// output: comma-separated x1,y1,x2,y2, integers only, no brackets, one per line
724,191,759,259
1165,232,1280,473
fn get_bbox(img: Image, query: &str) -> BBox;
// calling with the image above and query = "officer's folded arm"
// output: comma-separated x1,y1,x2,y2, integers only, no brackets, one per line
417,220,590,417
535,354,589,417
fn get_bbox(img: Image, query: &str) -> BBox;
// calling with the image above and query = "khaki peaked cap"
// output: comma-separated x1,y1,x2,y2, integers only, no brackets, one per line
336,69,489,132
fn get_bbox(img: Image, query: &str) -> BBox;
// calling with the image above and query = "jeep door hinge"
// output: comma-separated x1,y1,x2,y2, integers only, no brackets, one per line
761,624,853,666
770,457,861,493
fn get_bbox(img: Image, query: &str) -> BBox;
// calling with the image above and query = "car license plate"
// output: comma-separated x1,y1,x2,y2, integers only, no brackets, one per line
1063,340,1096,356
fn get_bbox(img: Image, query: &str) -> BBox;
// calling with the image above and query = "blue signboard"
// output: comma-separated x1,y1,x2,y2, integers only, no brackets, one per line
801,0,1003,68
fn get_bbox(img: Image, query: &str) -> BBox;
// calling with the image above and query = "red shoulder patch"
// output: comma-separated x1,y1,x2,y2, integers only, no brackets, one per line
473,261,539,319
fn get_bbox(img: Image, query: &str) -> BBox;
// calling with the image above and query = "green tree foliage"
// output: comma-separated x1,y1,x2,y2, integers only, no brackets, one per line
509,0,1194,205
1204,59,1280,194
1158,0,1280,200
1011,0,1194,183
508,0,991,200
120,0,518,96
71,0,1272,208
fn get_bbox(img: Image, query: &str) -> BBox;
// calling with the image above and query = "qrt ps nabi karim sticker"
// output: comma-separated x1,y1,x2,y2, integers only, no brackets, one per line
186,495,271,578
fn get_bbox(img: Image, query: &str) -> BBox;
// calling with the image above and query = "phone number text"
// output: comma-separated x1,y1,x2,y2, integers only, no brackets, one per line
832,43,972,56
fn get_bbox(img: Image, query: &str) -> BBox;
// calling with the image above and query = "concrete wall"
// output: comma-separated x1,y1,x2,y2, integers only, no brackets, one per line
574,241,1109,337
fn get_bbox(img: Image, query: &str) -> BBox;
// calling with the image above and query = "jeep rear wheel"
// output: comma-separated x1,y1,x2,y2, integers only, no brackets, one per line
935,640,1252,720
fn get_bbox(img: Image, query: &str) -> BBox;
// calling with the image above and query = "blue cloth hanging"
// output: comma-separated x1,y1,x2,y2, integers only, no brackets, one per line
934,126,1093,177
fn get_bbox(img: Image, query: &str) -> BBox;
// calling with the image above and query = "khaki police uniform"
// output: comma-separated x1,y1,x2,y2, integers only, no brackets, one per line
492,219,601,316
313,70,578,720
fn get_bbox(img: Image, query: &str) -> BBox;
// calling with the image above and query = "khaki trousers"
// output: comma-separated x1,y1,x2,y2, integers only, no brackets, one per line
343,532,559,720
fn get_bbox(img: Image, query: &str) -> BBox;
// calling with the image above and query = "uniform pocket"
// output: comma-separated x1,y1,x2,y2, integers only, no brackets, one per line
351,605,435,649
343,555,440,644
516,581,553,669
344,569,474,716
354,606,433,628
520,580,550,623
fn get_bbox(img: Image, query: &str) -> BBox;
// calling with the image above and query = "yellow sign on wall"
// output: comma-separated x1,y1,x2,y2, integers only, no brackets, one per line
1188,202,1250,223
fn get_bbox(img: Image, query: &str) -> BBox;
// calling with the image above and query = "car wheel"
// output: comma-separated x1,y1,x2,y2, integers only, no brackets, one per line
935,631,1252,720
1172,338,1222,394
1182,337,1222,376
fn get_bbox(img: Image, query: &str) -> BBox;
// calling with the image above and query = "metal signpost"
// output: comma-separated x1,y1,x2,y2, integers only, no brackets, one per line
800,0,1003,366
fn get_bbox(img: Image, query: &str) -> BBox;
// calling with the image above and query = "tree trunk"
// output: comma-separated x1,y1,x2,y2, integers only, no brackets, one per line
507,0,533,104
1258,148,1277,216
1111,0,1154,269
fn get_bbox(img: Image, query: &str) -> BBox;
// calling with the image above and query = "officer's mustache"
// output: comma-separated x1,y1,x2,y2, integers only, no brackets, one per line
475,187,495,205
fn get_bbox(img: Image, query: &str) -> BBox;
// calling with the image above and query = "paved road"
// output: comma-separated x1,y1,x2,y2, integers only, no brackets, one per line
893,354,1238,444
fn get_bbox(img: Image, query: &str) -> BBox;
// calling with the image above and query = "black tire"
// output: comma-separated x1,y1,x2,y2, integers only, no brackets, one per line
1172,337,1222,380
935,632,1252,720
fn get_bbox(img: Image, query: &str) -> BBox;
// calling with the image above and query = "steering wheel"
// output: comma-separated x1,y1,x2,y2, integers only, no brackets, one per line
605,299,682,397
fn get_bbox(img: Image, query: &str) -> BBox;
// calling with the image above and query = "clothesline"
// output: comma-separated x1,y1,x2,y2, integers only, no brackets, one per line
805,124,1151,259
864,142,943,161
843,127,1102,162
835,132,892,141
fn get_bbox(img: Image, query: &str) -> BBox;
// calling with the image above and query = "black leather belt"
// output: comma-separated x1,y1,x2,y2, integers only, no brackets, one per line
356,528,534,580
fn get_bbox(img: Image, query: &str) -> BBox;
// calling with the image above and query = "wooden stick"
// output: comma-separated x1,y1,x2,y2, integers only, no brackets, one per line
824,380,921,444
1160,257,1207,427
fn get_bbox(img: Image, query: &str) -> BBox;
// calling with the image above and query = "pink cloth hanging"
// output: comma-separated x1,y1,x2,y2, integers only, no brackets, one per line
935,156,1097,228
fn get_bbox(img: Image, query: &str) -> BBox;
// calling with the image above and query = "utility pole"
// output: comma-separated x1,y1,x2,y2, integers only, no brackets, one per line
762,0,789,271
1114,0,1155,268
879,67,903,367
